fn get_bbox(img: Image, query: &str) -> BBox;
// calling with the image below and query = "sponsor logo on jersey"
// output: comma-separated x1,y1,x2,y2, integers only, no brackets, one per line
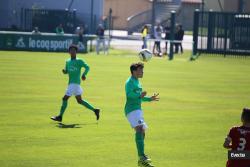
69,66,78,72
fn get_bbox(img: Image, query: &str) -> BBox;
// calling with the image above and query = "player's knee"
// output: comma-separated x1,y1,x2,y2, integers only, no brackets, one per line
135,126,144,133
62,97,68,101
76,99,82,104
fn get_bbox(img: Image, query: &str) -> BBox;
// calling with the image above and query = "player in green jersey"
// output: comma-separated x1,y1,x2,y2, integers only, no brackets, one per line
51,44,100,122
125,62,159,167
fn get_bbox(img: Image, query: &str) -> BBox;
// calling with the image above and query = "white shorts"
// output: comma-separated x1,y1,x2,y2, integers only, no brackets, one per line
126,110,148,130
65,84,83,96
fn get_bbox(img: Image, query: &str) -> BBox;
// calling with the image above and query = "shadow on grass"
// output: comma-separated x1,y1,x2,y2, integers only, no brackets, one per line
56,122,98,128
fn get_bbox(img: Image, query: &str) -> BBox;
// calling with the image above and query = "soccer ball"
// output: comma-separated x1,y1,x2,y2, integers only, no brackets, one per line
138,49,152,62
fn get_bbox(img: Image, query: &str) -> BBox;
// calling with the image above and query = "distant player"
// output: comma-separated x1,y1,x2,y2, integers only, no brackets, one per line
51,44,100,122
125,62,159,167
223,108,250,167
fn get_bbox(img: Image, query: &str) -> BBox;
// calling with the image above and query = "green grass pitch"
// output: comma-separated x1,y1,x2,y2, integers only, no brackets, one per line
0,50,250,167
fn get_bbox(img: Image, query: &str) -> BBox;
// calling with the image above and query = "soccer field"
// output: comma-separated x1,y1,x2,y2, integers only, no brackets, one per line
0,50,250,167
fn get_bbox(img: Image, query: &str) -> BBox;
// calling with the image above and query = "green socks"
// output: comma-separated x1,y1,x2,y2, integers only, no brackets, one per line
81,100,95,111
59,100,68,117
59,99,95,117
135,132,144,157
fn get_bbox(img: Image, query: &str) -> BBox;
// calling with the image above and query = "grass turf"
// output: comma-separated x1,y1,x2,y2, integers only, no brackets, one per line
0,50,250,167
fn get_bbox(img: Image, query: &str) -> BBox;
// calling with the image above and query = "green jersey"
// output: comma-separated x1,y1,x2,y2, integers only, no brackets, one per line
64,58,89,85
124,76,152,115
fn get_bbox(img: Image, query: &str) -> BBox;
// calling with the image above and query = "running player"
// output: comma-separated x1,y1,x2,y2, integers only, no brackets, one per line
51,44,100,122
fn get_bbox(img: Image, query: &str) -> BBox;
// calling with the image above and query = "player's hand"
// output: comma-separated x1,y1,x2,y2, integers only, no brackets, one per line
81,75,86,81
223,136,232,149
150,93,159,101
141,91,147,98
62,69,67,74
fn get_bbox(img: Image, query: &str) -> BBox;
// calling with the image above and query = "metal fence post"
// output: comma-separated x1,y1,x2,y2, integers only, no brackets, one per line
223,13,228,57
151,0,156,37
108,8,112,53
207,10,214,52
169,11,176,60
90,0,94,34
238,0,244,13
192,9,200,57
89,0,94,52
108,8,112,39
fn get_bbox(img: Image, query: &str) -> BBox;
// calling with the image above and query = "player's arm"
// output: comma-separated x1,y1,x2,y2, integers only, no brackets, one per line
223,136,232,149
142,93,160,102
62,62,68,74
80,60,90,80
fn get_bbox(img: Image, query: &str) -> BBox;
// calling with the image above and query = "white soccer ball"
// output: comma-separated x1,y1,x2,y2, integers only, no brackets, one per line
138,49,153,62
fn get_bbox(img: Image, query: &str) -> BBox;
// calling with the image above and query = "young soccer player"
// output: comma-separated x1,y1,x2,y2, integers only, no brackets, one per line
51,44,100,122
223,108,250,167
125,62,159,167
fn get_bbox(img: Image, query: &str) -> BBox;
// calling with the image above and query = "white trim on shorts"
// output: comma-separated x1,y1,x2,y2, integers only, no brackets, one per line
65,83,83,96
126,109,148,130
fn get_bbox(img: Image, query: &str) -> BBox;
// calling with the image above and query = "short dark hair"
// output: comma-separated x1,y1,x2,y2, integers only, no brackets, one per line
241,108,250,123
130,62,144,74
68,44,78,52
